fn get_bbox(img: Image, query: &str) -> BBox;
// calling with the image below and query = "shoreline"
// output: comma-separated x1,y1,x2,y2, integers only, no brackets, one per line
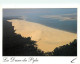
7,19,77,52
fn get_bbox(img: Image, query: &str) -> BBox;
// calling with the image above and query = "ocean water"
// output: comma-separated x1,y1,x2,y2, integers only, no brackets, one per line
3,8,77,33
25,15,77,33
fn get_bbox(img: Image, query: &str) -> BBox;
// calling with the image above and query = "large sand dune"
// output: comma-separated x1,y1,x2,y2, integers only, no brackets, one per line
7,19,77,52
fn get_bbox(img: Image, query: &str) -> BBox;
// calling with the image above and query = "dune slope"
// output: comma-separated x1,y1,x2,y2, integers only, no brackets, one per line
7,19,77,52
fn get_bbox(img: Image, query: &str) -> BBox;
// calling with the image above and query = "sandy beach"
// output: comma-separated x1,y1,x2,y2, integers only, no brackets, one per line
7,19,77,52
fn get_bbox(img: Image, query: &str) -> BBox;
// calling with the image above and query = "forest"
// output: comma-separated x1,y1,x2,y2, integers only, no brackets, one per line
3,17,77,56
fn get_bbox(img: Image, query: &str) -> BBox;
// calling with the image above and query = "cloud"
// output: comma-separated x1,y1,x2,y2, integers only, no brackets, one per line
41,13,77,21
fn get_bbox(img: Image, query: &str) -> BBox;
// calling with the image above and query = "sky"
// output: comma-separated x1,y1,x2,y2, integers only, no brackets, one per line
3,8,77,17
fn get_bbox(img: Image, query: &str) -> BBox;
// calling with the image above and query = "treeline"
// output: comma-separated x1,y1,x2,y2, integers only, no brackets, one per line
3,18,77,56
45,39,77,56
3,19,45,56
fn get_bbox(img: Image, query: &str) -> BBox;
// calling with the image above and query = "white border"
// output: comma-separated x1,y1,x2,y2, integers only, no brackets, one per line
0,4,80,64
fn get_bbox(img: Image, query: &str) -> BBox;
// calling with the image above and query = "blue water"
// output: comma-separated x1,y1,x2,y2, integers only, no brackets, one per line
3,8,77,33
25,16,77,33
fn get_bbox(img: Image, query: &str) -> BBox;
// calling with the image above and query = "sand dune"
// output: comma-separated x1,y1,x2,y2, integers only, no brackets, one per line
7,19,77,52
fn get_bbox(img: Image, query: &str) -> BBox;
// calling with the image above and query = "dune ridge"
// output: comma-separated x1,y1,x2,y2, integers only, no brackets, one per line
7,19,77,52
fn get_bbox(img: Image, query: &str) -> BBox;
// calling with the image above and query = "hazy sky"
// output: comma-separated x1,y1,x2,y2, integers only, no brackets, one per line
3,8,77,17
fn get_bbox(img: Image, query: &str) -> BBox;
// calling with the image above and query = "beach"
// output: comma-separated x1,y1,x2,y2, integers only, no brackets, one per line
7,19,77,52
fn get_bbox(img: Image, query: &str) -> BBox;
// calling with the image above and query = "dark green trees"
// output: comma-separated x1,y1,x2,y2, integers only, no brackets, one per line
52,39,77,56
3,19,44,56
